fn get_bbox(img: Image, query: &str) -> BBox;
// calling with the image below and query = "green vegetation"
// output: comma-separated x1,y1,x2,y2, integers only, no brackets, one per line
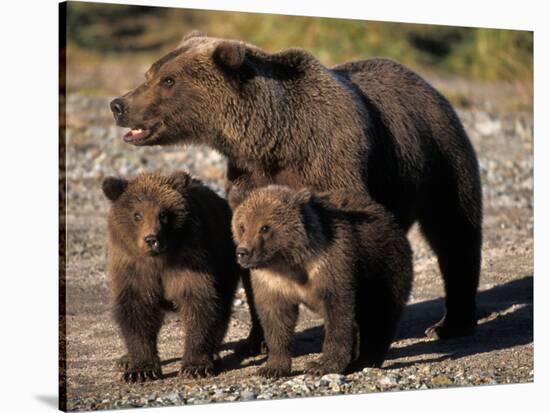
65,2,532,86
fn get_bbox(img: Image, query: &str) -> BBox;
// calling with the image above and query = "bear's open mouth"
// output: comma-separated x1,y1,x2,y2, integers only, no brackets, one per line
123,123,160,144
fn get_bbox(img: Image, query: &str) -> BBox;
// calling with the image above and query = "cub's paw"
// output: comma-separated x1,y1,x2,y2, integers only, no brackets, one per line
258,365,290,379
305,359,346,376
179,363,215,379
120,359,162,383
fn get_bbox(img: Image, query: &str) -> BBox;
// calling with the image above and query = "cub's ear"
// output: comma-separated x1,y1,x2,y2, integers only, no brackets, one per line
295,188,312,204
178,30,205,47
102,177,128,202
213,40,247,70
227,178,253,210
169,171,192,193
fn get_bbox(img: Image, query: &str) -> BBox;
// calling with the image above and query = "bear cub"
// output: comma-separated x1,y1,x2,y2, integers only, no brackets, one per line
231,185,413,377
102,171,240,382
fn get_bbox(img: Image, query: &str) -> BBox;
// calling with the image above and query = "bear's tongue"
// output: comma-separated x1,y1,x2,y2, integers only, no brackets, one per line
124,128,151,143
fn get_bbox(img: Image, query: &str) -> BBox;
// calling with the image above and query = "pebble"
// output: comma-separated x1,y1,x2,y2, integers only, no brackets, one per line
241,389,257,401
431,375,453,386
165,391,182,404
320,374,346,386
378,375,398,386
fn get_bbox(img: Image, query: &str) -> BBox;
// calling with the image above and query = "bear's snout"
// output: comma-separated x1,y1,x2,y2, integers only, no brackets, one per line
144,234,165,255
236,246,251,259
110,98,128,121
236,246,253,267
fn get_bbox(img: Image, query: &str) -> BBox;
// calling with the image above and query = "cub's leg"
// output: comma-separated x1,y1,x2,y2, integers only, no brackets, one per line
178,297,226,379
305,293,356,375
254,289,299,378
113,284,165,383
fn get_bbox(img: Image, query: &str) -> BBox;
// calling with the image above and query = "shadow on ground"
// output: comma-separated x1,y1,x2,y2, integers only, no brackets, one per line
224,275,533,371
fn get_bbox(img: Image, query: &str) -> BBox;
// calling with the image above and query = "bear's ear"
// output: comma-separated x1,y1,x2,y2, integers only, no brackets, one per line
169,171,192,193
295,188,312,205
213,40,247,70
178,30,206,47
102,177,128,202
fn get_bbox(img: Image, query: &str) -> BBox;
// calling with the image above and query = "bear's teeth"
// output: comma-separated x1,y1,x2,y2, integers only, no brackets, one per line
131,129,143,135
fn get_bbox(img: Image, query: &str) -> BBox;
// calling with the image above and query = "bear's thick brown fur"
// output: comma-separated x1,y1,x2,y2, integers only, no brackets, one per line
110,32,482,342
102,171,240,382
231,185,413,377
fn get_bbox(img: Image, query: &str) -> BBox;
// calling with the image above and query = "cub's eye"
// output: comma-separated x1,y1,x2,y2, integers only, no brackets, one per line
134,212,143,222
239,224,245,234
161,76,175,88
259,225,270,234
159,210,169,223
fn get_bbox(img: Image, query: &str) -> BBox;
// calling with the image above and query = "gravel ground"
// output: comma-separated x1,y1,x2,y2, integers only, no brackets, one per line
61,83,533,410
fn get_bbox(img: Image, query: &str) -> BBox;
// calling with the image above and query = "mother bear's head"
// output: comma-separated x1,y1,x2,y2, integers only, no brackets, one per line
109,31,247,146
109,31,319,162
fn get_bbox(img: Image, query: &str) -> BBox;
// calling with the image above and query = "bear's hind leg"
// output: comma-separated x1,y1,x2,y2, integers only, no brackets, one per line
418,174,482,339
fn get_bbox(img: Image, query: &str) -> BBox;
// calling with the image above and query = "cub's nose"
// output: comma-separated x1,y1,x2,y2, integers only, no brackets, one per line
144,234,159,249
110,98,127,118
236,247,250,260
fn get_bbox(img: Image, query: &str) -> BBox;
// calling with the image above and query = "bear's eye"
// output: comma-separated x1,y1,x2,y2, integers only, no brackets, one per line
161,76,175,88
134,212,142,222
159,210,169,223
239,224,245,234
259,225,270,234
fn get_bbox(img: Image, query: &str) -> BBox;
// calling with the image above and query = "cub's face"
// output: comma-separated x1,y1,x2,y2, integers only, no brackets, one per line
109,32,250,147
231,186,311,269
102,172,192,257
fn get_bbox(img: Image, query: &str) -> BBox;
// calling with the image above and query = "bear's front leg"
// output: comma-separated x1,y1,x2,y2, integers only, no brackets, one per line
305,293,355,376
255,293,299,378
178,301,221,379
179,353,215,379
113,285,165,383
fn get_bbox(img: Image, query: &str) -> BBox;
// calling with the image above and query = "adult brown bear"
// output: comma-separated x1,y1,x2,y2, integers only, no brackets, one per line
110,31,482,347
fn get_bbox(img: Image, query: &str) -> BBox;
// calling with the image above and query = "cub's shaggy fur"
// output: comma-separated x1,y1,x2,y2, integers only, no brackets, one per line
231,186,413,377
102,171,239,382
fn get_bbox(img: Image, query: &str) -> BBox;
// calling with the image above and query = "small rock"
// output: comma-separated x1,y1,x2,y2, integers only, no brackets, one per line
320,374,346,386
475,114,501,136
165,391,182,404
241,389,256,401
378,375,397,386
432,375,453,386
213,389,225,398
233,299,244,306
